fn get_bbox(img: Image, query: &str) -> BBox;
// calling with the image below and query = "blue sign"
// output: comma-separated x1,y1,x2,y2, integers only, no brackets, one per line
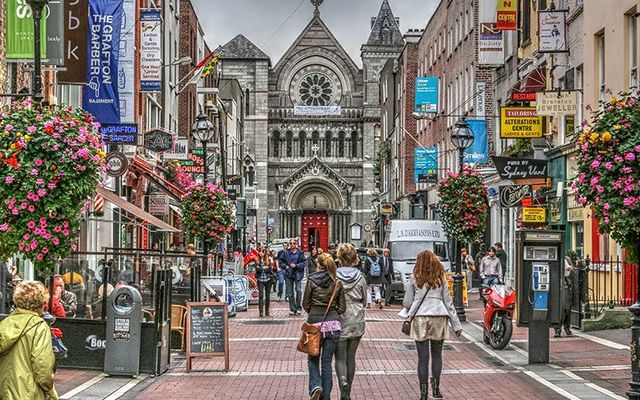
83,0,124,124
464,120,489,164
100,124,138,144
414,147,438,182
415,77,439,113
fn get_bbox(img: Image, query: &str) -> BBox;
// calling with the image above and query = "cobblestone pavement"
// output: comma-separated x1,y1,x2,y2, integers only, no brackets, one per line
55,298,631,399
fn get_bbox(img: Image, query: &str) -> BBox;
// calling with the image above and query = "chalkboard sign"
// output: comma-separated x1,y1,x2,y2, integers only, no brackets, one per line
185,302,229,372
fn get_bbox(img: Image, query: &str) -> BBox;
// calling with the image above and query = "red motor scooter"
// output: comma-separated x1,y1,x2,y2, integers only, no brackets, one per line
482,284,516,350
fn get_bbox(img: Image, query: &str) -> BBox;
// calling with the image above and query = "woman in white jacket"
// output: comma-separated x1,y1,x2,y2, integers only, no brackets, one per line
402,250,462,400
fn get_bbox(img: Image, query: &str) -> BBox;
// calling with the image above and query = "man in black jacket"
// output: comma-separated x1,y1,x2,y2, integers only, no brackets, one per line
280,239,306,315
381,248,395,305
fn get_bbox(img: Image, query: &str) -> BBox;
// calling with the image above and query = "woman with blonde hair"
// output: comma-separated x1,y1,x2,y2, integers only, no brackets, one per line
0,281,58,399
402,250,462,400
302,253,347,400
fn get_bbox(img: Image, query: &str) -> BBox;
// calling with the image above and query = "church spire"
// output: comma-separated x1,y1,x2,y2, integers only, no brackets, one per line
311,0,323,17
365,0,404,46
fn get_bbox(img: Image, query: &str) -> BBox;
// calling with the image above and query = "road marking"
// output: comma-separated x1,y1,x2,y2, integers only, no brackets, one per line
521,370,582,400
585,383,628,400
573,332,628,350
229,337,465,343
166,368,514,377
460,330,515,368
561,370,585,381
59,374,107,399
103,374,147,400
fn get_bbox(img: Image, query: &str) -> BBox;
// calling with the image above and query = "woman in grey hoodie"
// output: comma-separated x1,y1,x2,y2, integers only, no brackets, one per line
334,244,368,400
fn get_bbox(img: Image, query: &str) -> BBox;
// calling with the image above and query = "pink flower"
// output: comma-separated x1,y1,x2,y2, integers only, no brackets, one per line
33,228,41,235
35,115,43,121
604,162,613,169
625,184,635,192
35,178,44,185
23,233,30,240
4,124,13,131
636,145,640,153
591,160,601,168
625,152,636,161
604,217,610,224
77,148,89,159
27,221,36,229
590,177,599,186
35,159,43,166
615,155,624,163
43,233,51,240
0,223,8,232
28,205,35,212
20,202,27,210
5,176,14,184
36,253,44,261
63,221,68,228
37,189,46,197
47,182,57,190
62,229,69,236
52,238,60,246
578,196,587,206
27,125,37,133
31,169,38,176
624,197,636,206
623,166,633,174
30,240,38,250
53,226,62,233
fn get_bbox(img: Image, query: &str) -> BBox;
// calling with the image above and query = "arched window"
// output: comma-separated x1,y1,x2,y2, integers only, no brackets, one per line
325,131,332,157
286,131,293,157
272,131,280,157
351,131,358,158
312,131,319,144
299,131,306,157
338,131,345,157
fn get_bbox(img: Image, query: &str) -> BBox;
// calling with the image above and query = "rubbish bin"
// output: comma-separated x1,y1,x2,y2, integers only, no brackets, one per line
104,286,142,376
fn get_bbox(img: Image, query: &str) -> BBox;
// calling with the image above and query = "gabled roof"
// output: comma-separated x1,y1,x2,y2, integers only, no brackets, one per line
221,34,270,62
272,14,359,72
278,155,354,192
365,0,404,46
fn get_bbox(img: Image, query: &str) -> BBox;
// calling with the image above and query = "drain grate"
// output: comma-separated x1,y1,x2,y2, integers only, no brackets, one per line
400,343,456,351
243,320,288,325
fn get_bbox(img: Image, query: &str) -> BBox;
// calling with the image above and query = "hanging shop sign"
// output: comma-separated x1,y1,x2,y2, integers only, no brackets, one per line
535,91,577,116
522,207,547,224
500,107,543,138
58,0,89,84
105,152,128,177
538,9,568,53
293,106,341,116
144,129,173,152
511,92,537,102
475,82,486,117
415,77,439,113
100,124,138,145
83,0,124,124
118,0,136,123
149,194,168,216
414,147,438,184
493,156,548,180
140,9,162,92
499,185,533,208
5,0,47,59
464,120,489,164
478,0,503,65
380,203,394,215
496,0,518,31
177,150,205,175
164,138,189,160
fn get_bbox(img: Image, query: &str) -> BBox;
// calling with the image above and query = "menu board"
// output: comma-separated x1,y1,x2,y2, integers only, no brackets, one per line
185,302,229,372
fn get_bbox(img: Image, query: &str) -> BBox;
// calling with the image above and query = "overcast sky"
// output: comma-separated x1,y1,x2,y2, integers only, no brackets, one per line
191,0,438,66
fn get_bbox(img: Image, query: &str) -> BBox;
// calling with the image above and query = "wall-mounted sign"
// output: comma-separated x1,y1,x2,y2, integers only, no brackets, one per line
144,129,173,152
149,194,168,215
380,203,394,215
538,9,568,53
475,82,486,117
100,124,138,145
511,92,537,102
176,149,204,175
414,147,438,183
164,138,189,160
119,0,136,123
464,120,489,164
58,0,89,84
140,9,162,92
500,107,543,138
478,0,504,65
497,0,518,30
415,77,439,113
293,106,341,116
499,185,533,208
350,224,362,241
535,91,577,116
105,152,128,177
493,157,548,180
522,207,547,224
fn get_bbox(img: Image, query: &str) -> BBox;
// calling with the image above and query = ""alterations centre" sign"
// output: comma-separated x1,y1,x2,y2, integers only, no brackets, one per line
500,107,543,138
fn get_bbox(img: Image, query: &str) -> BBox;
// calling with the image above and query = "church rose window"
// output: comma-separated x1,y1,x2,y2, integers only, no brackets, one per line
299,73,333,106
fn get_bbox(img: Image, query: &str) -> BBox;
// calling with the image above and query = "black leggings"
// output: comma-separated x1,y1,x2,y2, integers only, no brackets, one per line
416,339,444,384
335,336,362,393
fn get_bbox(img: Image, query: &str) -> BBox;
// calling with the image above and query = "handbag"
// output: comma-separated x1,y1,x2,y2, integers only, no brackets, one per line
401,287,430,336
297,281,339,357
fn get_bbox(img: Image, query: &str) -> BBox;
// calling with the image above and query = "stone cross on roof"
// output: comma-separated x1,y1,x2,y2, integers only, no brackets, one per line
311,0,323,16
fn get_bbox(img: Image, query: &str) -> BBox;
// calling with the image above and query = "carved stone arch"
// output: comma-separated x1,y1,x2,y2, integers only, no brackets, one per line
287,177,345,211
277,52,355,94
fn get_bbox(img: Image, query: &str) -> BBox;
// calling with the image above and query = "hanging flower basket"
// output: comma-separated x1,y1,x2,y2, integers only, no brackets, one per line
0,100,106,273
572,92,640,262
437,165,489,243
180,182,234,249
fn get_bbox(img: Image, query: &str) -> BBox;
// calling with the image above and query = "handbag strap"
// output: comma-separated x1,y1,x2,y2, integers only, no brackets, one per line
408,286,430,324
320,279,340,326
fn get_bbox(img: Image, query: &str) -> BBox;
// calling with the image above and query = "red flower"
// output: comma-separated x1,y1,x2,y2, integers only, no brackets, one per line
3,154,18,169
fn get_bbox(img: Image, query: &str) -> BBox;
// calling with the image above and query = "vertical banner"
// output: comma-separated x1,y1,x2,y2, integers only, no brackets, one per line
83,0,124,124
475,81,486,117
538,10,568,53
496,0,518,30
5,0,47,59
464,120,489,164
58,0,89,84
44,0,65,65
414,147,439,183
478,0,504,65
414,77,439,113
119,0,136,123
140,9,162,92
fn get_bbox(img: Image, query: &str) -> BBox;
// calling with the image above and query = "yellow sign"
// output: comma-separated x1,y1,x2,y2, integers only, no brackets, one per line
522,207,547,224
500,107,543,138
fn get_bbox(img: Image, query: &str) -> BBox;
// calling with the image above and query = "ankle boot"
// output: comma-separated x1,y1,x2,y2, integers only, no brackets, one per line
431,377,443,399
339,376,350,400
420,383,429,400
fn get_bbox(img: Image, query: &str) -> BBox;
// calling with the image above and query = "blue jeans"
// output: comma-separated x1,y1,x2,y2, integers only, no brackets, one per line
286,278,302,312
308,333,339,399
482,275,501,286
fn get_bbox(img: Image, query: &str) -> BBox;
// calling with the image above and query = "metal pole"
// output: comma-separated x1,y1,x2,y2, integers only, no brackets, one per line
202,139,209,276
628,243,640,399
453,147,466,322
28,0,47,102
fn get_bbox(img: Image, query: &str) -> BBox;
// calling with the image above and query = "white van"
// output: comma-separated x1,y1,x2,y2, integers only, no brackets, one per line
386,220,451,300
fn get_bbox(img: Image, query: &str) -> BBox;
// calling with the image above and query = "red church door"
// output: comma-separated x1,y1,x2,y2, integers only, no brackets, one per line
301,212,329,252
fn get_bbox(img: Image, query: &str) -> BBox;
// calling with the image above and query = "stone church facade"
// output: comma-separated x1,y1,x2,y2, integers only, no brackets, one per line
220,0,404,250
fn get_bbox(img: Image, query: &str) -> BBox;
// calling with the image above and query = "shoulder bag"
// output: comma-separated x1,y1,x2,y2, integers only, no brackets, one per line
401,286,430,336
297,281,339,357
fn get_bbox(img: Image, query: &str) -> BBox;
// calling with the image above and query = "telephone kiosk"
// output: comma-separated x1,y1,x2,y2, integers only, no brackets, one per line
515,230,565,364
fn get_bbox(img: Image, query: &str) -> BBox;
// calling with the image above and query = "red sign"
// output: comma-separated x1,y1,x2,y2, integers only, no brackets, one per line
511,92,537,102
521,198,533,207
497,0,518,31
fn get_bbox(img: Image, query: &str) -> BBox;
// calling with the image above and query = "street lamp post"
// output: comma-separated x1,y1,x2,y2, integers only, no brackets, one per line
449,118,474,323
27,0,48,102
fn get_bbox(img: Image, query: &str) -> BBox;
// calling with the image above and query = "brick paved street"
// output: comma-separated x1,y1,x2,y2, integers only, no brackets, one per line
54,298,631,399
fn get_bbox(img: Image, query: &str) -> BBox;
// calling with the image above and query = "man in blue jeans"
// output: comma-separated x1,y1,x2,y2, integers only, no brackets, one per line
479,246,503,287
280,239,306,315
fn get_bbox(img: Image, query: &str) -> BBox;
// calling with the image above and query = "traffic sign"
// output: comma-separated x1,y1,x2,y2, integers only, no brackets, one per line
266,226,273,234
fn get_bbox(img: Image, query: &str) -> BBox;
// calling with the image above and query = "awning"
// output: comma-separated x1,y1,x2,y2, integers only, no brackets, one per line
130,156,186,201
96,186,180,233
508,67,547,103
169,204,182,216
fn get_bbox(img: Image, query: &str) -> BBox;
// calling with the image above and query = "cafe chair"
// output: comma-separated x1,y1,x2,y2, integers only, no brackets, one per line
171,305,187,351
